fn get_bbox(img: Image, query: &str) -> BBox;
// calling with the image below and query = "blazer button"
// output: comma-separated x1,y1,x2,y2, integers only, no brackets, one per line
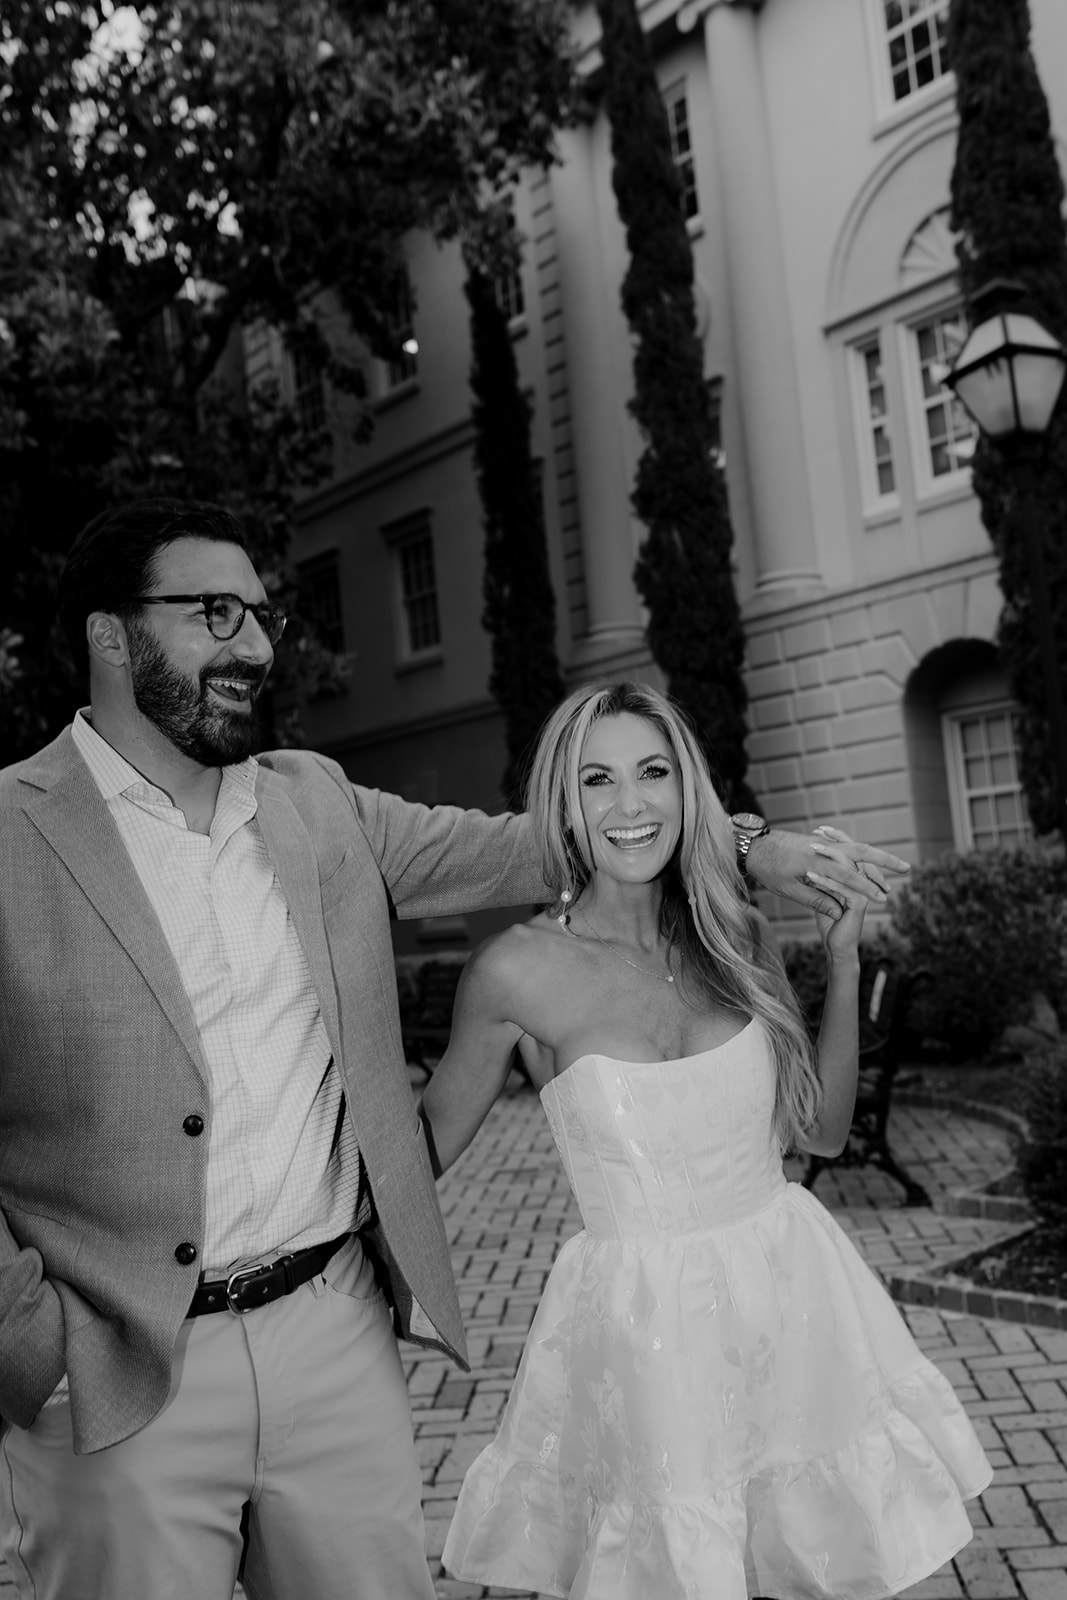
174,1242,198,1266
183,1114,205,1137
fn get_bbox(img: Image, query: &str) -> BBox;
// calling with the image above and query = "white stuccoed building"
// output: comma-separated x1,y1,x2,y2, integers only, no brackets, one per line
269,0,1067,943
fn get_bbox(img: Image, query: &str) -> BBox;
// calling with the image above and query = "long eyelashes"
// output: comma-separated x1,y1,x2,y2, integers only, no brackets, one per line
581,766,672,787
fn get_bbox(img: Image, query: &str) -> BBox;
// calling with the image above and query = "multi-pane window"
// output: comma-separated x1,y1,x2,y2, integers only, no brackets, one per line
295,550,345,653
382,270,418,390
883,0,950,102
663,83,699,222
290,339,327,433
495,264,525,324
397,532,441,656
912,308,977,480
855,336,897,503
944,705,1032,851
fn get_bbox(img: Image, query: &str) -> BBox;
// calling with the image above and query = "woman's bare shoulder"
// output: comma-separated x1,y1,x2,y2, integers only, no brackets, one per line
460,915,572,1001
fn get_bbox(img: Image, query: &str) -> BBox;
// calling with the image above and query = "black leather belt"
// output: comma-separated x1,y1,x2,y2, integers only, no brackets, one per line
189,1233,350,1316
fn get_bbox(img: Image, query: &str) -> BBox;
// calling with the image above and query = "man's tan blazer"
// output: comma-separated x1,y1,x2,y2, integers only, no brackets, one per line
0,729,545,1453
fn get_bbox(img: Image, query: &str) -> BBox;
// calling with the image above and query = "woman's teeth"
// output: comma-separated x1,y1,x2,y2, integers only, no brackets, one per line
604,825,659,848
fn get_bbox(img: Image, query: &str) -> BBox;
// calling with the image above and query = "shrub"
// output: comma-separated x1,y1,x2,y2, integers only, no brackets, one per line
888,848,1067,1060
1017,1040,1067,1234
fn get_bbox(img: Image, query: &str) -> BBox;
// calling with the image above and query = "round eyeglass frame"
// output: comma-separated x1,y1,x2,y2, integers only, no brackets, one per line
129,593,288,644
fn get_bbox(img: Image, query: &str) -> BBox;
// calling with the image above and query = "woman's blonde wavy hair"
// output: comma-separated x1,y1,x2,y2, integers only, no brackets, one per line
524,680,821,1151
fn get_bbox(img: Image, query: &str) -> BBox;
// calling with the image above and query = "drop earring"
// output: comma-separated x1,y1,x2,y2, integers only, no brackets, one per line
557,888,573,928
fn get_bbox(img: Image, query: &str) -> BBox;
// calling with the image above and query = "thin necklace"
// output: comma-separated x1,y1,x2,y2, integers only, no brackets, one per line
572,904,675,984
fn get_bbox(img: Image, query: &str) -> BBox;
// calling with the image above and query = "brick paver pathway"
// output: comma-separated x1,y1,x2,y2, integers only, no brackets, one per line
4,1081,1064,1599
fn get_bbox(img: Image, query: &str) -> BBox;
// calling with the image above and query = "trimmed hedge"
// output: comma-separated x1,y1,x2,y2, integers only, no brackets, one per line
1018,1040,1067,1234
887,847,1067,1061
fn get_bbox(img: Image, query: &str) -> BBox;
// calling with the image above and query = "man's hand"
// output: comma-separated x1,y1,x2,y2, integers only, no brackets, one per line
744,824,911,921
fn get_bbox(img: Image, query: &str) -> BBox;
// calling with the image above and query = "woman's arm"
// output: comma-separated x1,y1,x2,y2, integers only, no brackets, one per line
418,937,525,1176
794,872,867,1157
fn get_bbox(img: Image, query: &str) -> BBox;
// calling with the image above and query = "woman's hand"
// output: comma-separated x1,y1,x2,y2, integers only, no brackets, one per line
808,871,868,960
744,825,910,921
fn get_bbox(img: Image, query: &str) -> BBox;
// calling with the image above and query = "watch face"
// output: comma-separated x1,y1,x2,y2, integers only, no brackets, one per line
731,812,767,833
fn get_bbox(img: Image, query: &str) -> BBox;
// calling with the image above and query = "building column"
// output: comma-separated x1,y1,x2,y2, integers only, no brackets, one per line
549,125,646,666
683,0,823,599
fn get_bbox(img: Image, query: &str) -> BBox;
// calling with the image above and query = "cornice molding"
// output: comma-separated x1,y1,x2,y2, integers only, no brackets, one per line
294,414,479,524
742,553,998,632
678,0,760,29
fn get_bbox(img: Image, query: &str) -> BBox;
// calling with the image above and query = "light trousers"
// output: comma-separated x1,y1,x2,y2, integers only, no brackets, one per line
0,1236,436,1600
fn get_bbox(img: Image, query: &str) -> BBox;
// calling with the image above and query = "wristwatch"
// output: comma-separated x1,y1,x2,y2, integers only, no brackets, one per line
730,812,770,876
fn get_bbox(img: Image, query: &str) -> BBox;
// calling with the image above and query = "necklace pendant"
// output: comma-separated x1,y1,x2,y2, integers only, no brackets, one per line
666,975,674,983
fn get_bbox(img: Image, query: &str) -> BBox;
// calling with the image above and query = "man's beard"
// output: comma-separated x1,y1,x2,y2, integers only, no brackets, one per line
127,622,267,766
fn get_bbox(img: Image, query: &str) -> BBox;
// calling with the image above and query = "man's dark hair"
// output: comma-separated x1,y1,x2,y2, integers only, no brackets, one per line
57,498,251,674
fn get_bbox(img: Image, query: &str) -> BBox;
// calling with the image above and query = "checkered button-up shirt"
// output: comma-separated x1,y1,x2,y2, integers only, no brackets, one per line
72,711,364,1274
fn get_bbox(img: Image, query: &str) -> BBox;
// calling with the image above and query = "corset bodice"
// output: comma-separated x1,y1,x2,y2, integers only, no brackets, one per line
539,1019,787,1240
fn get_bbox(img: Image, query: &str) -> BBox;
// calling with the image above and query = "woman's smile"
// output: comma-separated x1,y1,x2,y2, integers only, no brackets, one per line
603,823,663,849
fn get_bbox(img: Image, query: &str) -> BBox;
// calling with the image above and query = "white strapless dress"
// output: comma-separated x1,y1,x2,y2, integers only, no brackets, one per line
442,1020,992,1599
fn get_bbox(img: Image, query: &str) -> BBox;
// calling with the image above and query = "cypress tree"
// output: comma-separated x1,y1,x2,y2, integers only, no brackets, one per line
465,240,566,809
949,0,1067,835
594,0,752,810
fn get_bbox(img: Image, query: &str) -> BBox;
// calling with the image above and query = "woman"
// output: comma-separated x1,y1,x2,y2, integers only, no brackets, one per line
421,681,991,1600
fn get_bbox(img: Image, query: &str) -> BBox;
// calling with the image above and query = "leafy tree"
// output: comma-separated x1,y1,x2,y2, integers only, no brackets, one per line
593,0,753,810
0,160,335,750
463,213,565,808
0,0,578,757
949,0,1067,836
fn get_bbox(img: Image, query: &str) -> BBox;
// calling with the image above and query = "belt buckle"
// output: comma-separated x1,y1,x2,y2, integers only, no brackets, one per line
225,1261,269,1315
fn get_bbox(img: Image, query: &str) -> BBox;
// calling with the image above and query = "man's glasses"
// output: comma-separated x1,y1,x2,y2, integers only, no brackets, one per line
130,593,288,644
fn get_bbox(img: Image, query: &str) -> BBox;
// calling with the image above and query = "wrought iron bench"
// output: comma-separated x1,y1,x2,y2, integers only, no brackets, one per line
801,959,933,1208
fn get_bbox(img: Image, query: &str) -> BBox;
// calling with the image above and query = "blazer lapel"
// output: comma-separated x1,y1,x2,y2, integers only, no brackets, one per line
253,768,342,1055
22,736,351,1081
19,736,208,1079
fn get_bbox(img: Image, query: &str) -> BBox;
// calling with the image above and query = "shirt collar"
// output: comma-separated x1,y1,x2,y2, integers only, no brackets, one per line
71,708,259,816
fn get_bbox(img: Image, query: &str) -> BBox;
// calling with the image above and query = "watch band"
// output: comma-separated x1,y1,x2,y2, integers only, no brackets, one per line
731,814,770,877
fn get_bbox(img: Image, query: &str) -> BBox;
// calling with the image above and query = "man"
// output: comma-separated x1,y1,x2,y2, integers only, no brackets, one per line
0,499,909,1600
